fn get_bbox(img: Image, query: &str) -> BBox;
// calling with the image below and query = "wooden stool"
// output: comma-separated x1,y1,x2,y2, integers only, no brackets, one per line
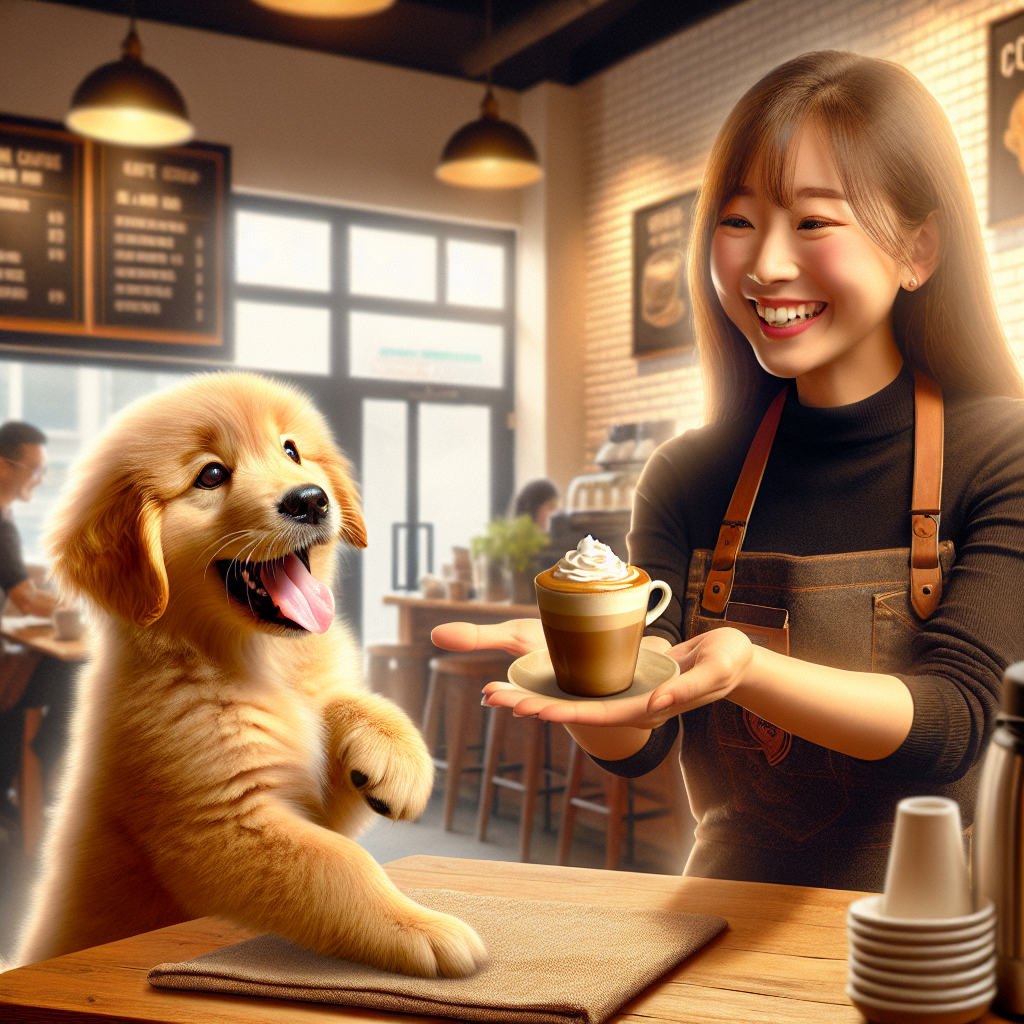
365,643,434,725
15,707,44,855
556,732,690,870
422,652,511,831
476,712,567,862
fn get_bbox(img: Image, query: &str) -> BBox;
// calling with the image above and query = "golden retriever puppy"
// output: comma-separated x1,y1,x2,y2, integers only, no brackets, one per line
12,372,486,978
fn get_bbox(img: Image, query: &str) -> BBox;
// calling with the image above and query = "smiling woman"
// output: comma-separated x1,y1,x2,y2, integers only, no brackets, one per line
434,50,1024,894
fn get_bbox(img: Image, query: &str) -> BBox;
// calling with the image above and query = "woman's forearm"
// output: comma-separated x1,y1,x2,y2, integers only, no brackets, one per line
731,647,914,760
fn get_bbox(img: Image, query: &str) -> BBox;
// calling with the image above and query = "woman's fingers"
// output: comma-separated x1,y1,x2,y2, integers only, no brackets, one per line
430,618,545,657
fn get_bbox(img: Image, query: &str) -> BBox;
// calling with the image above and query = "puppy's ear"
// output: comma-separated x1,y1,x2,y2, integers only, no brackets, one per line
323,455,367,549
47,475,169,626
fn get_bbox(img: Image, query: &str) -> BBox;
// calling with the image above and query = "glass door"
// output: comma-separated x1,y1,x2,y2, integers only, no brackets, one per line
361,398,492,646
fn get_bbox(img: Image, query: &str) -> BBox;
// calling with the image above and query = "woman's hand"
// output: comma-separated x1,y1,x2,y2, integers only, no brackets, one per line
430,618,545,660
476,625,755,730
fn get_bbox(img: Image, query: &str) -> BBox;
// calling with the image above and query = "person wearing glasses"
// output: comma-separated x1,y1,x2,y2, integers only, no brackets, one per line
0,421,64,848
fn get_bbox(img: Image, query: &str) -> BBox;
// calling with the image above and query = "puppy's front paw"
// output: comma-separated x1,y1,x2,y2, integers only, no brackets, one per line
394,905,488,978
337,696,434,822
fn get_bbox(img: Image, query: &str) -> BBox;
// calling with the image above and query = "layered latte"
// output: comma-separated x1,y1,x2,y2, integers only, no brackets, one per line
535,536,671,697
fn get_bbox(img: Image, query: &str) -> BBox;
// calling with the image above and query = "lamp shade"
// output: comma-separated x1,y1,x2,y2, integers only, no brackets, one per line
252,0,395,15
436,91,543,189
65,29,193,148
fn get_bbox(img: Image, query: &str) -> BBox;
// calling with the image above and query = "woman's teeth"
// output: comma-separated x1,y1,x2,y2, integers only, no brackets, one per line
755,301,825,325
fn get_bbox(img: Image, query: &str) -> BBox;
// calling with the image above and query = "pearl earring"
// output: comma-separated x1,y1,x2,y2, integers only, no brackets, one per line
907,276,919,290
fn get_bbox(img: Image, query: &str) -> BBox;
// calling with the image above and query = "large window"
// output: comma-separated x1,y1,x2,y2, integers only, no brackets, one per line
5,365,187,560
0,196,515,646
231,195,516,642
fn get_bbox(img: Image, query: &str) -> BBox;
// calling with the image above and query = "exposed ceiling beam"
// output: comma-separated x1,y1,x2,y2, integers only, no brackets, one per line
462,0,618,77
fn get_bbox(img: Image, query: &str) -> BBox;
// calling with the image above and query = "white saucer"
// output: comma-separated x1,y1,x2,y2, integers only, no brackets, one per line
506,647,680,704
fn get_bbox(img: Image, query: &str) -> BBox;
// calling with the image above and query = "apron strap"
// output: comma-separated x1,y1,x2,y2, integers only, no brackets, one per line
910,369,944,619
700,387,787,615
699,371,945,621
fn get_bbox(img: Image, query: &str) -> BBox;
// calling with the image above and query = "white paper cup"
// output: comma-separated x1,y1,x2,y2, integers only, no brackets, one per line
851,917,995,946
847,988,996,1024
849,954,996,990
848,895,994,933
849,933,994,961
847,915,996,946
882,797,972,920
849,942,996,975
849,972,996,1005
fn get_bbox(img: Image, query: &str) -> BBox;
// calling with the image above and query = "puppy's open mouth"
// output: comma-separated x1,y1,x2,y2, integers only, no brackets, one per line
216,550,335,634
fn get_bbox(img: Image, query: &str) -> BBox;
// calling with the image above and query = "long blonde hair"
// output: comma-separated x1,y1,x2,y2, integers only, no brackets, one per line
689,50,1024,422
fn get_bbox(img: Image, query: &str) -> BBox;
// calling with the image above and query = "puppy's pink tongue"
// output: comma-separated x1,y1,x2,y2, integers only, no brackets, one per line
264,554,334,633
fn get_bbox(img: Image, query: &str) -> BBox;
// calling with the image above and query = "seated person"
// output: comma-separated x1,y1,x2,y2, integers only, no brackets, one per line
0,423,68,833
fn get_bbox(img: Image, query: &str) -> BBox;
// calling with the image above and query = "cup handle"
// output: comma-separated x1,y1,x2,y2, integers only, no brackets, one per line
645,581,672,626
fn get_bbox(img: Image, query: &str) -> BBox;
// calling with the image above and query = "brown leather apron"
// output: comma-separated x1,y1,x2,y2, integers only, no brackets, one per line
679,371,965,891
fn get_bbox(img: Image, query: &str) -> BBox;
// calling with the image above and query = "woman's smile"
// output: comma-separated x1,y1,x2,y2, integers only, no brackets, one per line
750,299,827,335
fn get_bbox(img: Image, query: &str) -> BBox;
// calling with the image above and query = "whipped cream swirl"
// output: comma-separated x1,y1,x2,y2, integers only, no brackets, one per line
552,535,635,583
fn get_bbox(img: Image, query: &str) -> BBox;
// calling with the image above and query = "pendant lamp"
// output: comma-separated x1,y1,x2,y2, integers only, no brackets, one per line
252,0,396,14
66,16,193,148
435,1,543,189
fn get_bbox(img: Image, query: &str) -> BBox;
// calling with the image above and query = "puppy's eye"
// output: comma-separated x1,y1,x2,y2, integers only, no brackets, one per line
283,439,301,465
194,463,230,489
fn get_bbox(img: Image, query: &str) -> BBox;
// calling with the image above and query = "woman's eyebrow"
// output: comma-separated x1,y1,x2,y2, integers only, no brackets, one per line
796,186,846,200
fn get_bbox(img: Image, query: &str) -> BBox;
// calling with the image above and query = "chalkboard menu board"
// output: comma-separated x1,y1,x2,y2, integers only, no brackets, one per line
0,119,84,329
0,113,229,358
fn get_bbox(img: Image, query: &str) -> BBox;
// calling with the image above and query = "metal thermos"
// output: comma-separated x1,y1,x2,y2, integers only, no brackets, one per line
975,661,1024,1014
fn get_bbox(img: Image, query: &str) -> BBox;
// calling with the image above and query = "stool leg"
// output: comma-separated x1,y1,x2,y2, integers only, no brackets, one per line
421,670,441,750
20,708,44,856
518,717,543,862
476,707,506,842
606,775,628,871
557,741,584,866
443,682,472,831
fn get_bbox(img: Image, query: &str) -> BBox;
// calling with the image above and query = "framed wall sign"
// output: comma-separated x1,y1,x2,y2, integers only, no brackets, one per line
990,11,1024,226
0,112,230,361
632,190,696,359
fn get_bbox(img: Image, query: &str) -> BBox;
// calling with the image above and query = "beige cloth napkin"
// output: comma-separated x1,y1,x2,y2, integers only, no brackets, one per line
148,887,726,1024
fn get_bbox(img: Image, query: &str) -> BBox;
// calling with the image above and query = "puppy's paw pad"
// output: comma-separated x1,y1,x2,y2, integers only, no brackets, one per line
365,795,391,817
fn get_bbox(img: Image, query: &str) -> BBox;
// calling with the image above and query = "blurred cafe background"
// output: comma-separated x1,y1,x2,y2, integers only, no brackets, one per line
3,0,1024,951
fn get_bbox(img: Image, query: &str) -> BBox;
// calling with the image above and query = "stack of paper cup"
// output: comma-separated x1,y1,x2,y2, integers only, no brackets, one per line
847,797,997,1024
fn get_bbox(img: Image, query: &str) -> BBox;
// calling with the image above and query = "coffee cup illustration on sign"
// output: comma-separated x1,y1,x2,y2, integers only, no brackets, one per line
1006,89,1024,176
535,536,671,697
641,246,686,329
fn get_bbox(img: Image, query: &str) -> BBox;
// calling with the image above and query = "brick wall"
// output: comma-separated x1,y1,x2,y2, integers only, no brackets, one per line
576,0,1024,468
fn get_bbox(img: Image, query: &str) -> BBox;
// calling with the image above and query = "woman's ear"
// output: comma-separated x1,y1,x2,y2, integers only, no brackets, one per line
906,210,941,289
45,473,169,626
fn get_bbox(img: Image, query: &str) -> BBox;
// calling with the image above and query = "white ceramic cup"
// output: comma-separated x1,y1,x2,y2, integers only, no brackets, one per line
535,568,671,697
52,605,83,641
882,797,972,920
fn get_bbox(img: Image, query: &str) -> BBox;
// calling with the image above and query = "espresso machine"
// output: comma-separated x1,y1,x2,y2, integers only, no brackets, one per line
548,419,675,562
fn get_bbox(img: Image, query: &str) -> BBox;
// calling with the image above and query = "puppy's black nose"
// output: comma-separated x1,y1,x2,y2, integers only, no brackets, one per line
279,484,329,525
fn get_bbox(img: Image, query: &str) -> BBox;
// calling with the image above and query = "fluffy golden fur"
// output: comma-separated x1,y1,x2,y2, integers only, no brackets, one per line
12,372,486,977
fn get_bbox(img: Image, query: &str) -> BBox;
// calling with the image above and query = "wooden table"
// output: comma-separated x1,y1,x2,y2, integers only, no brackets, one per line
384,594,540,647
0,854,1011,1023
0,619,89,663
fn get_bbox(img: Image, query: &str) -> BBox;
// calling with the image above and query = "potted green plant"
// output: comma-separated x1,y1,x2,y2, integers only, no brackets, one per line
471,515,551,604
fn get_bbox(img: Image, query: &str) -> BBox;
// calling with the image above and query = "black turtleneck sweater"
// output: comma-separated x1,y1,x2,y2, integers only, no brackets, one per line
598,364,1024,791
